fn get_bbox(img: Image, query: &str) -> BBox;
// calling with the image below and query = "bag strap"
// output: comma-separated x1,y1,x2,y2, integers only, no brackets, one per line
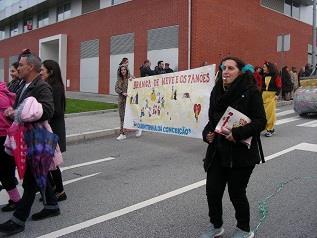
257,135,265,163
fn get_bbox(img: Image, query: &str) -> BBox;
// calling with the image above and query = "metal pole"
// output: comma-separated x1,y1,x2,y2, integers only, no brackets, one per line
312,0,316,68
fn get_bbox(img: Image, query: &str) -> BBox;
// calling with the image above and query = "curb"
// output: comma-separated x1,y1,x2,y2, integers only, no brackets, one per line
65,109,118,118
277,100,293,107
66,127,120,144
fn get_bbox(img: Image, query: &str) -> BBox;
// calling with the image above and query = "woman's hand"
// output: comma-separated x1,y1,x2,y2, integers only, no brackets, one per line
122,92,128,97
4,107,15,118
225,133,236,143
206,132,215,144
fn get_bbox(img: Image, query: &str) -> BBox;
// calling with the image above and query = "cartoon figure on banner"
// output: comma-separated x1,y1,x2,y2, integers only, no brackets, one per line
220,111,233,134
161,97,165,108
193,103,201,122
151,88,156,102
157,92,161,103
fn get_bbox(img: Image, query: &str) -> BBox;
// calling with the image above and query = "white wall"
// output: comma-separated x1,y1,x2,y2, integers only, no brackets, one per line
80,57,99,93
147,48,179,72
100,0,112,8
300,6,313,25
71,0,82,18
49,6,57,25
109,53,134,95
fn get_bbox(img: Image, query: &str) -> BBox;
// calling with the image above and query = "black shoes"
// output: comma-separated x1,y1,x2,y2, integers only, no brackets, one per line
1,200,19,212
0,220,25,235
31,208,60,221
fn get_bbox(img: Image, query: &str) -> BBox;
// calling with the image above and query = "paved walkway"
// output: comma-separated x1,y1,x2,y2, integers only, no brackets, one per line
65,91,293,144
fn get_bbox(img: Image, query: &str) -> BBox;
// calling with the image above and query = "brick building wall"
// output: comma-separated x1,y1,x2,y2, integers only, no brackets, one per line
0,0,189,93
0,0,312,94
191,0,312,69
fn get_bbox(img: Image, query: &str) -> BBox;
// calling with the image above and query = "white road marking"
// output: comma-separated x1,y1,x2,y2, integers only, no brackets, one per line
296,142,317,153
275,116,301,125
296,120,317,128
0,173,101,206
276,109,295,117
37,143,317,238
60,157,116,172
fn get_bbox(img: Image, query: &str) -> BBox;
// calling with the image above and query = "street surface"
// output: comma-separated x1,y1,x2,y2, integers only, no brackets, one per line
0,104,316,238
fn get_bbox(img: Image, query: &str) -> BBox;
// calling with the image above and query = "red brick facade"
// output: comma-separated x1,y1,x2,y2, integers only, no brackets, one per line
191,0,311,69
0,0,312,94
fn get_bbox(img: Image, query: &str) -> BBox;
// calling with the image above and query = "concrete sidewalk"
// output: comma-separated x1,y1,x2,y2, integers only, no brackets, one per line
65,91,293,144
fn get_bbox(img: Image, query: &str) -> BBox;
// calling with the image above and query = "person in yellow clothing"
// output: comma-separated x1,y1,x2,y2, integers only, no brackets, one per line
261,61,282,137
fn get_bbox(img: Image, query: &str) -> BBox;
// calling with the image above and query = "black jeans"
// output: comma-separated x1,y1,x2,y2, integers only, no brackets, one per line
12,164,59,224
206,159,254,232
0,136,17,191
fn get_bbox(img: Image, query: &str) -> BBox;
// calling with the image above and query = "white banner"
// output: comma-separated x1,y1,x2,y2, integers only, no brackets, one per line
124,65,216,138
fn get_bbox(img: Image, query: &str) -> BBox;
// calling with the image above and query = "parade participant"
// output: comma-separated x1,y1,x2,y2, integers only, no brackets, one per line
0,82,21,212
0,52,59,236
115,65,142,140
281,66,293,101
7,62,22,93
40,60,67,201
200,56,266,238
262,61,281,137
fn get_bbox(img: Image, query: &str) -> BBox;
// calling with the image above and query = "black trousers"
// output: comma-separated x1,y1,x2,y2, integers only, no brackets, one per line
12,164,59,224
206,159,254,232
0,136,17,191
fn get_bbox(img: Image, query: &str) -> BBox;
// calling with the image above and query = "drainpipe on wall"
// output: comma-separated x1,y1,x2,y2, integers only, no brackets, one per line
312,0,316,67
188,0,191,69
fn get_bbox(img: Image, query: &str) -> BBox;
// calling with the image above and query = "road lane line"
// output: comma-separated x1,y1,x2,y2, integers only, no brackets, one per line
296,143,317,153
60,157,116,172
276,109,295,117
275,116,301,125
296,120,317,128
37,180,206,238
36,143,317,238
0,173,101,206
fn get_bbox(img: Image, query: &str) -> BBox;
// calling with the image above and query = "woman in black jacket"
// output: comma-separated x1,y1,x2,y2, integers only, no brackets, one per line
200,57,266,238
40,60,67,201
281,66,293,101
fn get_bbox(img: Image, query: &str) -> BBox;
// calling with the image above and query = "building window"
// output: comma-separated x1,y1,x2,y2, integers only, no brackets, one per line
82,0,100,14
38,11,49,28
112,0,130,4
0,30,5,40
10,22,19,37
23,17,33,32
261,0,301,19
57,2,71,22
284,0,300,19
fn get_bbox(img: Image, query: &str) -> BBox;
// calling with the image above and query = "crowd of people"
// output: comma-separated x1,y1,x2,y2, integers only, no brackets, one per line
0,51,312,237
0,49,66,235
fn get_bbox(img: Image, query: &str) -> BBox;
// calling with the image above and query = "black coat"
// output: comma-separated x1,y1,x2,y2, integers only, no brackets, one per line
140,66,155,77
49,83,66,153
202,76,266,170
14,76,54,122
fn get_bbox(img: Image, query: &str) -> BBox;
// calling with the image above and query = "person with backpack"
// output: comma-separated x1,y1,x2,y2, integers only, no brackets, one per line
200,56,266,238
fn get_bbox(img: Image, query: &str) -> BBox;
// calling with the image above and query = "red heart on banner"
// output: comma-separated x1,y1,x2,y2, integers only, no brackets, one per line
193,104,201,115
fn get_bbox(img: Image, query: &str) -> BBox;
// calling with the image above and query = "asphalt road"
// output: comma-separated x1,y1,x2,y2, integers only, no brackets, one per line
1,105,316,238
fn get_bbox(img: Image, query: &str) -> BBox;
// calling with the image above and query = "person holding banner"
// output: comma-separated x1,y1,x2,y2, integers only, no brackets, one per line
115,65,142,140
200,57,266,238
